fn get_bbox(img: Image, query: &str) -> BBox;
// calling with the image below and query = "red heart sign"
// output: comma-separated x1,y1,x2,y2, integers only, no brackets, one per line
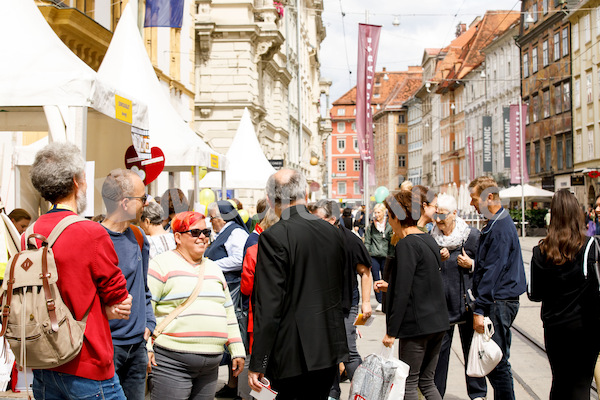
124,145,165,185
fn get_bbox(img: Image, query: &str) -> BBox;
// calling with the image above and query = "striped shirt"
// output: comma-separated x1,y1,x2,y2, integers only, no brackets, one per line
147,250,245,358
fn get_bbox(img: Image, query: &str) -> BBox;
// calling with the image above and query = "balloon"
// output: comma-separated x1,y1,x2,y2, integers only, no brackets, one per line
238,209,250,224
228,199,238,209
198,167,207,180
198,188,215,207
374,186,390,203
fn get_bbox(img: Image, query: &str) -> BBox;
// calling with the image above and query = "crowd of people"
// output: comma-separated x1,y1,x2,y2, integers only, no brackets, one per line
1,141,599,400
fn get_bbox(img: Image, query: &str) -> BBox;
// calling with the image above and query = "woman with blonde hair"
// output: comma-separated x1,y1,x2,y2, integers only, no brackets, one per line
364,202,393,310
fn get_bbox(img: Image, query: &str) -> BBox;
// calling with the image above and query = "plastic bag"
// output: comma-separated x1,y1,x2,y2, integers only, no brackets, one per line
0,337,15,392
349,345,410,400
466,316,503,377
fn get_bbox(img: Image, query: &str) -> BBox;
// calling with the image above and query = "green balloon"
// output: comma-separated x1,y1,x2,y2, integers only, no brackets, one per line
374,186,389,203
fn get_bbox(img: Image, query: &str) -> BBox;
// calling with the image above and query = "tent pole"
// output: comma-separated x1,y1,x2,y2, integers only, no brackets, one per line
193,166,199,208
221,171,226,200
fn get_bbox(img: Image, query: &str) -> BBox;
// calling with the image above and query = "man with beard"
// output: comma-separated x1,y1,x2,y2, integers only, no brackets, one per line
101,169,156,400
28,143,132,399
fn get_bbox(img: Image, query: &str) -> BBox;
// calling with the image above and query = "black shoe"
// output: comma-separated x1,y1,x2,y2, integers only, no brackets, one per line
215,385,237,398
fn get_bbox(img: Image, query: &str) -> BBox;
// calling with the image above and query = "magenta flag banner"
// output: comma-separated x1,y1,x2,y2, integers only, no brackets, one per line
356,23,381,191
510,104,529,184
467,136,475,181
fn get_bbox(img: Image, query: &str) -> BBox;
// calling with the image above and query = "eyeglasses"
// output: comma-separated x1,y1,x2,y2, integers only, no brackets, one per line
180,228,211,238
434,211,451,220
126,194,148,203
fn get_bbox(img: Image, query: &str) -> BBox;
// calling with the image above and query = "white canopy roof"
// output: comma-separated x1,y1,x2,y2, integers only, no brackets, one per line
201,108,276,190
0,0,148,129
499,184,555,201
97,4,225,172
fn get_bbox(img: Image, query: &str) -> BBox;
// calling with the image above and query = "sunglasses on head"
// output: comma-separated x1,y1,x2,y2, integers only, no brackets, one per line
180,228,211,238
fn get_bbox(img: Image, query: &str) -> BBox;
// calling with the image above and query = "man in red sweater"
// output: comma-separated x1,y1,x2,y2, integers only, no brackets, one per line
28,142,132,400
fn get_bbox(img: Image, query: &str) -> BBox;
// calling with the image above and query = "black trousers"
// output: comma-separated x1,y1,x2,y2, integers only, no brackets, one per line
271,366,338,400
545,322,600,400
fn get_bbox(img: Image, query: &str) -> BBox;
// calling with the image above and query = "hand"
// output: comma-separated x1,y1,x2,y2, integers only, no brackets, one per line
473,314,485,333
373,280,388,293
248,371,265,392
440,247,450,261
147,351,157,373
361,302,372,320
232,357,245,378
144,327,152,341
105,294,132,320
457,248,473,269
382,334,395,348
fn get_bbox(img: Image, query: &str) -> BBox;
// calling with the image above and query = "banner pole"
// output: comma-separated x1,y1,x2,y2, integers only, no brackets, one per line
519,95,526,237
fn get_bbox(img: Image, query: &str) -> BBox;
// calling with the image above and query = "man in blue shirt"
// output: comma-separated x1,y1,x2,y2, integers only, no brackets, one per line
101,169,156,400
460,176,527,400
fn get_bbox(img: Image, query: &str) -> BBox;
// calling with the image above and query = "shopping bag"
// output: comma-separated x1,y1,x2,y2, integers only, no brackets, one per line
380,345,410,400
0,337,15,392
466,316,503,377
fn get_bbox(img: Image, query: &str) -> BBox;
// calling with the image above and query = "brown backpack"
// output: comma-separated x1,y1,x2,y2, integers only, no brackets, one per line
0,215,88,369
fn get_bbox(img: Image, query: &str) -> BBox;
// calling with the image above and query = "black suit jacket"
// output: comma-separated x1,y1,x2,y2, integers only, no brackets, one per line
249,205,349,379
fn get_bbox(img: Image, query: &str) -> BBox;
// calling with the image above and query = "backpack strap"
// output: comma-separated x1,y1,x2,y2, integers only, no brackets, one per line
0,255,21,337
129,225,144,253
46,215,87,247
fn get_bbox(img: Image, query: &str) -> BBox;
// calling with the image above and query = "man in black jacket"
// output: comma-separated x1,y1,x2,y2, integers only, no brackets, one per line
248,169,349,400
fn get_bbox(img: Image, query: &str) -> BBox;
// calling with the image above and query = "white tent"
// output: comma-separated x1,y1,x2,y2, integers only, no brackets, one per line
0,0,149,216
200,108,276,190
499,184,555,201
97,5,226,172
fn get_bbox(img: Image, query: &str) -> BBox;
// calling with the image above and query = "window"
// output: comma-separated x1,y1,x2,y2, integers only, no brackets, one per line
353,181,360,195
523,53,529,78
398,114,406,124
563,81,571,110
532,94,540,122
584,14,591,43
589,127,595,160
398,134,406,145
532,47,538,73
587,73,593,103
336,108,345,116
526,143,531,175
543,0,548,15
543,90,550,118
398,155,406,168
566,134,573,168
351,122,356,131
573,22,579,51
533,3,538,22
557,136,564,170
353,138,358,150
535,141,541,173
554,84,562,114
524,97,530,125
337,159,346,171
545,139,552,171
574,78,581,108
337,138,346,150
354,158,361,171
542,40,549,67
554,32,561,61
562,28,569,57
337,181,346,195
373,93,380,98
337,122,345,133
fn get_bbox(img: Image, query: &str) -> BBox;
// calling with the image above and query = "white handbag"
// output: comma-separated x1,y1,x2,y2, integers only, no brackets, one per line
466,316,503,377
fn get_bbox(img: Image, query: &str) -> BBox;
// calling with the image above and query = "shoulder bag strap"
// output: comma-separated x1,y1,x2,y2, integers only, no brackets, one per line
152,262,206,340
583,237,595,278
129,225,144,253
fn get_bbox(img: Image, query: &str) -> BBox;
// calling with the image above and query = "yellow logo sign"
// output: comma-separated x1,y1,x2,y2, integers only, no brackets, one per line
210,154,219,169
115,95,133,124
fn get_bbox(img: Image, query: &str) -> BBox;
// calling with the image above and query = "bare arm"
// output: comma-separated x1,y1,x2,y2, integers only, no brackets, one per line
357,263,372,319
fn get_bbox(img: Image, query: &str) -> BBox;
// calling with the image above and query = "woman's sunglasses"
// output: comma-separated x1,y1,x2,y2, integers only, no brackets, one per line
180,228,211,238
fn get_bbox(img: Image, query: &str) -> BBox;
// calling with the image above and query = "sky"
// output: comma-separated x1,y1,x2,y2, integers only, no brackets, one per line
320,0,522,104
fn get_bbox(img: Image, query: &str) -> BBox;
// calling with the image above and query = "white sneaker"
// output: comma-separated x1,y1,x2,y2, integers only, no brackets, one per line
375,303,383,312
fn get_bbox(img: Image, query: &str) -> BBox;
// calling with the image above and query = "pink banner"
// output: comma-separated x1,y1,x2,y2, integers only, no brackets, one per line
510,104,529,184
467,136,475,181
356,23,381,191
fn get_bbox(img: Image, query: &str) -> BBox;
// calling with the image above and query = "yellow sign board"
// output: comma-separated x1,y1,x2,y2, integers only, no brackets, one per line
210,154,219,169
115,95,133,124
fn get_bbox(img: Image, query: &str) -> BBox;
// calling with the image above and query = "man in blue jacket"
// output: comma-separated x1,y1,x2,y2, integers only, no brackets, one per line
460,176,526,400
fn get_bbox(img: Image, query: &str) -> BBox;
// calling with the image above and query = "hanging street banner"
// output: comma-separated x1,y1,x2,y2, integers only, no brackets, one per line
356,23,381,192
482,116,492,173
510,104,529,184
467,136,475,181
503,107,511,168
144,0,185,28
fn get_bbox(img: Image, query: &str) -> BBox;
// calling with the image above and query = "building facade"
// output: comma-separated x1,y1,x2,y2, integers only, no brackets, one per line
406,96,423,185
329,99,361,202
569,1,600,207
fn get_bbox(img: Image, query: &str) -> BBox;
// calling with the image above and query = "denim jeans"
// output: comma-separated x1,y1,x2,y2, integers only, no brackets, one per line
329,305,362,399
32,370,125,400
371,256,386,303
113,341,148,400
486,300,519,400
399,331,445,400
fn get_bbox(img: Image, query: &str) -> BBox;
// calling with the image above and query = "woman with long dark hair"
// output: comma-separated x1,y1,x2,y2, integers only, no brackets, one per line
529,189,600,399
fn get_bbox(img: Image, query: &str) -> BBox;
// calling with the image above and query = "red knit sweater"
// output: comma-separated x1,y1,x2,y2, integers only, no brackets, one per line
23,211,129,380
